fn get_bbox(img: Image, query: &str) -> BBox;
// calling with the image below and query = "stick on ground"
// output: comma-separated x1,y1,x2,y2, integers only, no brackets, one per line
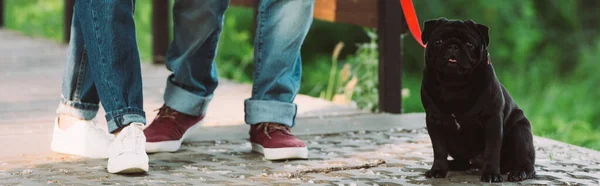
292,159,386,178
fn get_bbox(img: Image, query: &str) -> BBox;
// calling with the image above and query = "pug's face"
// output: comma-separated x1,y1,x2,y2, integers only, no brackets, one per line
422,18,490,77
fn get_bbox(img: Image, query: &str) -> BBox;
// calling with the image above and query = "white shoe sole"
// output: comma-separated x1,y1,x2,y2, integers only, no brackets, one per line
145,122,202,153
251,143,308,160
108,164,149,174
107,152,149,174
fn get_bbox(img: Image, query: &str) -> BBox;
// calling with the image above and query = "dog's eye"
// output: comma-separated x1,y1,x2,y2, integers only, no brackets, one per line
466,42,474,48
435,40,443,46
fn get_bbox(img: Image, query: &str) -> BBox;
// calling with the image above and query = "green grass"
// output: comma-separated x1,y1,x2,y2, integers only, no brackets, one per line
3,0,64,41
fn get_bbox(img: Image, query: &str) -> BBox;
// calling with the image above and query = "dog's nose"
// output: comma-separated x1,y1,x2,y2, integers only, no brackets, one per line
447,44,459,55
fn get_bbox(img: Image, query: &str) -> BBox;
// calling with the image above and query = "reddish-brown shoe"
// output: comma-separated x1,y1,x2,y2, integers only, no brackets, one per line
144,105,204,153
250,123,308,160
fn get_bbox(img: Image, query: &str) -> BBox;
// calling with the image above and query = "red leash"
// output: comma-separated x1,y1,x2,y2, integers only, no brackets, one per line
400,1,490,64
400,0,426,48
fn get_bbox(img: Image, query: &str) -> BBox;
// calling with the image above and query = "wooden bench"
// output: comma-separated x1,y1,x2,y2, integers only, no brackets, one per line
0,0,407,114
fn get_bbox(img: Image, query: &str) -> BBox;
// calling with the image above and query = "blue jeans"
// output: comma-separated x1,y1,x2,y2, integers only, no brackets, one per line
57,0,146,133
164,0,314,127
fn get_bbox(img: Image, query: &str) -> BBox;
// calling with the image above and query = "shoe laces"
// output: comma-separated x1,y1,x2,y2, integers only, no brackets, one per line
134,127,143,154
136,138,143,154
119,124,144,155
257,123,291,139
155,106,179,120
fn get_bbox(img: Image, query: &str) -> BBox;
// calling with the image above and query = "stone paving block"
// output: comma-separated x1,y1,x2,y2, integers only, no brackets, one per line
1,128,599,185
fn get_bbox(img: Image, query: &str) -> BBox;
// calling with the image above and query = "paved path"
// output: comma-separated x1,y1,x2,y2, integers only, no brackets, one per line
1,121,599,185
1,30,599,185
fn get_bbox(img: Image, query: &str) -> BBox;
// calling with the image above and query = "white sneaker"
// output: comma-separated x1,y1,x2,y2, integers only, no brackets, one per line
50,117,113,159
107,122,149,174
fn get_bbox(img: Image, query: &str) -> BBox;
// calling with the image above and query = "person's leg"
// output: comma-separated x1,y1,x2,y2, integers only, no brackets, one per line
51,11,114,160
75,1,145,132
247,0,314,160
58,14,100,123
73,0,148,173
144,0,230,153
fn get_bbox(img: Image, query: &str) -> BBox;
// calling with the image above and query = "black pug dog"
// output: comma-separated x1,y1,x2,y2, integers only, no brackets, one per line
420,18,535,183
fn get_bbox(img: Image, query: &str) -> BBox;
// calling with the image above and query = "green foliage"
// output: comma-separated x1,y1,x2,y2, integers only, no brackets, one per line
4,0,64,41
344,30,380,111
131,0,156,62
214,7,255,83
319,42,345,101
341,29,413,112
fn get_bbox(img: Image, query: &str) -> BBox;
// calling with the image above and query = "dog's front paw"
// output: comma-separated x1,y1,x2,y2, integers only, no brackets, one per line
480,172,503,183
507,170,534,182
425,169,447,178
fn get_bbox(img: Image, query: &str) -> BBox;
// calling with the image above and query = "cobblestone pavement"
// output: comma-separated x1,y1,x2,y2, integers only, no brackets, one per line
1,128,599,186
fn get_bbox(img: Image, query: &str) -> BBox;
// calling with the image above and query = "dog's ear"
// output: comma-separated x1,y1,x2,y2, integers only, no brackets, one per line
476,24,489,49
421,18,447,45
465,20,490,49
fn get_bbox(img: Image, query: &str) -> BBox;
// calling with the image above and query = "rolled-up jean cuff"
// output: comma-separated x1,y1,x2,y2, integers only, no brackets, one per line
164,80,212,116
105,108,146,133
244,99,297,127
56,97,99,120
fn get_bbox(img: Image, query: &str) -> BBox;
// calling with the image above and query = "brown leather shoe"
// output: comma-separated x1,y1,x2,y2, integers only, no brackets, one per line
144,105,204,153
250,123,308,160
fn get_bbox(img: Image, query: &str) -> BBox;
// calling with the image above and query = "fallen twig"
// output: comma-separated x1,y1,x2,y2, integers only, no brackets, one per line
292,159,386,178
